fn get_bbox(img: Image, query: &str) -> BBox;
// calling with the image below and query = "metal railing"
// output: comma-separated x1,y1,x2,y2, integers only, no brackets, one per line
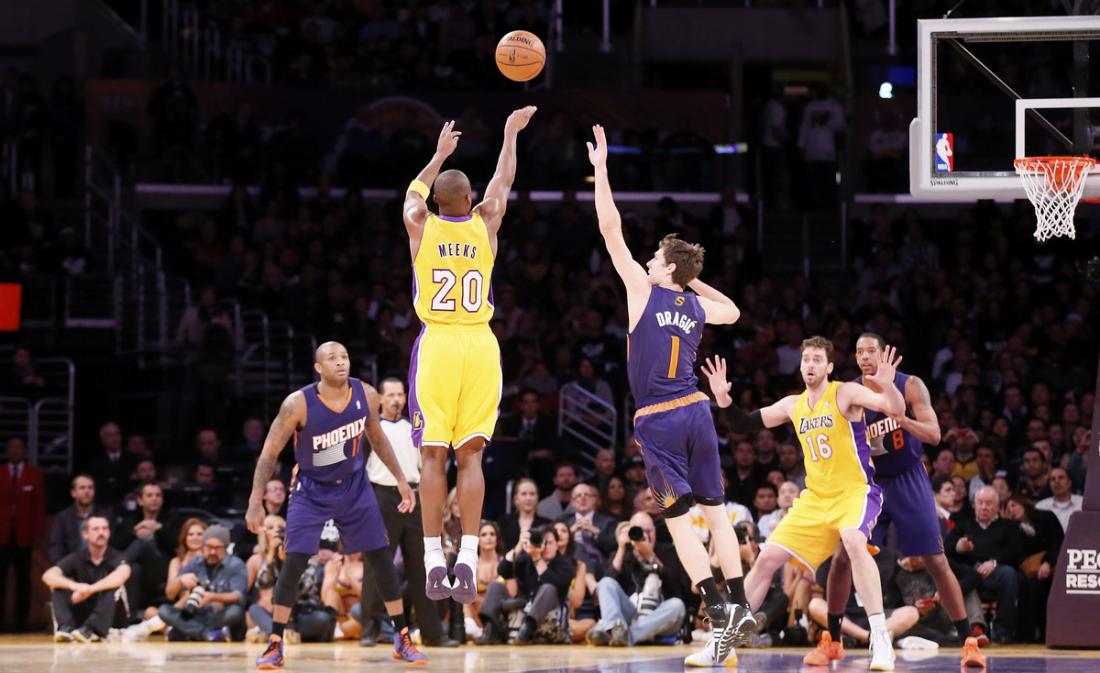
162,0,272,82
29,358,75,475
558,382,617,462
86,144,193,364
0,397,32,449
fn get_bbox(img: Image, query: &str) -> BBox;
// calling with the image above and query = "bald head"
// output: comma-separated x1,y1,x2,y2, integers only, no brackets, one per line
313,341,350,384
315,341,347,363
433,170,472,213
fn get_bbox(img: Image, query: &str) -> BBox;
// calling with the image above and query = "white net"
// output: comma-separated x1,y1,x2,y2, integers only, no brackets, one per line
1014,156,1095,241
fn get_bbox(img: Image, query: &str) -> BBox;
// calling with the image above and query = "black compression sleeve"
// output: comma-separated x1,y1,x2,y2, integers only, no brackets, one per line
725,406,764,434
364,547,402,602
272,552,311,608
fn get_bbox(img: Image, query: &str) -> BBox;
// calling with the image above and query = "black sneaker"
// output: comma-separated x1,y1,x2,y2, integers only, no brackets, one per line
727,603,758,647
516,617,537,645
704,603,735,662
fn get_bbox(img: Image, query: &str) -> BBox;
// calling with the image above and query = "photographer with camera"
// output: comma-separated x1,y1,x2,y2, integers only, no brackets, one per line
157,524,247,641
586,511,689,647
248,521,336,642
476,524,574,644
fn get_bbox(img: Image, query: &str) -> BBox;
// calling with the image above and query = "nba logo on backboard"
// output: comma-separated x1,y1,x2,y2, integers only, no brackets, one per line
935,133,954,172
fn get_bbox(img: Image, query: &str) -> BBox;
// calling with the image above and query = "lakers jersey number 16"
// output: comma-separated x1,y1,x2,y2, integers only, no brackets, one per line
413,212,495,326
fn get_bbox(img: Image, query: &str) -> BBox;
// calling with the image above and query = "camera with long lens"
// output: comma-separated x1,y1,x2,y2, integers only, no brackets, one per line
180,580,210,619
628,525,645,542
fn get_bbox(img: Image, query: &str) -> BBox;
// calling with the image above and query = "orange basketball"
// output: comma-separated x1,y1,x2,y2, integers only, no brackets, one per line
495,30,546,82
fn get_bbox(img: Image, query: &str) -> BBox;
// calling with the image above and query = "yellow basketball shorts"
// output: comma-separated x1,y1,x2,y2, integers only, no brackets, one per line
764,483,884,573
408,323,501,450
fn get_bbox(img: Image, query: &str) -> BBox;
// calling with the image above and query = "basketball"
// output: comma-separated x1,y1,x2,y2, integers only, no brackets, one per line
495,30,545,82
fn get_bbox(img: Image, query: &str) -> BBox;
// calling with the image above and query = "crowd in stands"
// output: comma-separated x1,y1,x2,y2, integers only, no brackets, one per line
3,173,1095,645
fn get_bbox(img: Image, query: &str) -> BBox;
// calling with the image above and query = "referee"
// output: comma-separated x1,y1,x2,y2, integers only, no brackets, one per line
359,377,457,647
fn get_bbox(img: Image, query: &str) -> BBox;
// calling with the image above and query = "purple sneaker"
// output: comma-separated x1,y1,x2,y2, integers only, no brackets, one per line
425,564,451,601
451,561,477,604
207,626,230,642
392,627,427,665
256,635,284,670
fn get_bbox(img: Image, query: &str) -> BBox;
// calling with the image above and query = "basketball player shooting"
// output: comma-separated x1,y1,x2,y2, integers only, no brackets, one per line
701,338,903,671
246,341,425,668
806,333,983,668
586,124,756,667
403,106,536,603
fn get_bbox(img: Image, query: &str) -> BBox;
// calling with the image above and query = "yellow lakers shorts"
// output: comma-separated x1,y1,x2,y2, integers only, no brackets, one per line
408,323,501,449
764,483,884,573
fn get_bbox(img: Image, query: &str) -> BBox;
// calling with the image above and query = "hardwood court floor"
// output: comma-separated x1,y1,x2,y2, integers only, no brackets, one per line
1,635,1098,672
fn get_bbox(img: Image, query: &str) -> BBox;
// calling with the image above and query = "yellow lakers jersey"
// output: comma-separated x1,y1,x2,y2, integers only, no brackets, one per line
792,380,875,496
413,212,495,326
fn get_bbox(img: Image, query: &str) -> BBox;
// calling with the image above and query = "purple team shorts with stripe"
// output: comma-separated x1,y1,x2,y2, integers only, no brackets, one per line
286,468,389,554
870,462,944,556
634,399,724,509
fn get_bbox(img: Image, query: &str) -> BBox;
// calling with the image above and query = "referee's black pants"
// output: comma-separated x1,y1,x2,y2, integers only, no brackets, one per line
360,483,444,644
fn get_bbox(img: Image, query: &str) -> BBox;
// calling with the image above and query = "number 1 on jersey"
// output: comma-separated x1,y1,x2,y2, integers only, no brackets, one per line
666,336,680,378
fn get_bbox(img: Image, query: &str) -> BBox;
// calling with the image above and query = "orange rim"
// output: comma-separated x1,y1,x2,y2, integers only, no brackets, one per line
1014,155,1095,191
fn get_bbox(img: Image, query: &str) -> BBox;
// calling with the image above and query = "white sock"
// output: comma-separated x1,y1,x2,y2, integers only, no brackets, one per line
456,535,478,568
424,536,445,568
144,615,166,634
868,612,887,639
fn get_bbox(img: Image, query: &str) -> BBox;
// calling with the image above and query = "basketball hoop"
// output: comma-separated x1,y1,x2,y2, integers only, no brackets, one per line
1014,156,1095,241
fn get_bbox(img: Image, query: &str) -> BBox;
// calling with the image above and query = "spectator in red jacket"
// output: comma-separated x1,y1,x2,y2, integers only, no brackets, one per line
0,436,46,631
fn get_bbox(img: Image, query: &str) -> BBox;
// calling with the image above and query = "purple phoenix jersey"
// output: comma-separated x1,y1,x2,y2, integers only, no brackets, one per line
856,370,942,556
627,286,705,408
294,378,369,482
856,370,922,478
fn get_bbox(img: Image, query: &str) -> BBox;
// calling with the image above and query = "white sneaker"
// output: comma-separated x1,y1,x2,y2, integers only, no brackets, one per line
869,630,896,671
245,626,266,643
684,636,738,668
121,624,149,643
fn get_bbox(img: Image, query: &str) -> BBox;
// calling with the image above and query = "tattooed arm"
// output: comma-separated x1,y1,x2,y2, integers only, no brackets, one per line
246,392,303,533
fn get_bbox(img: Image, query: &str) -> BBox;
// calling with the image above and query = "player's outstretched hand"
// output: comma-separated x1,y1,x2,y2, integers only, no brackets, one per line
587,125,608,168
701,356,733,407
436,120,462,158
397,480,416,513
505,106,537,136
868,344,902,388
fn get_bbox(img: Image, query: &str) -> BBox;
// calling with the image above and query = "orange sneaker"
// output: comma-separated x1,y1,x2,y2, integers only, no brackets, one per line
803,632,845,666
961,636,987,668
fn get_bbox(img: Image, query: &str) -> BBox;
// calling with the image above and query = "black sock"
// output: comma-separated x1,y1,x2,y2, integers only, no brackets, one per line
827,613,843,641
954,619,971,643
272,622,286,639
696,577,725,610
391,613,408,633
725,577,747,606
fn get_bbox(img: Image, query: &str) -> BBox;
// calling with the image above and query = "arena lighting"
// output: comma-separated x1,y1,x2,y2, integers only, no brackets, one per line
879,82,894,99
604,143,749,155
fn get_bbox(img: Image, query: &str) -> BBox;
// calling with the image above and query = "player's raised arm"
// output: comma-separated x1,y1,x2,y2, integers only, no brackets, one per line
839,345,905,418
688,277,741,325
700,356,793,429
476,106,537,236
361,382,415,514
587,125,648,297
246,392,303,533
404,121,462,237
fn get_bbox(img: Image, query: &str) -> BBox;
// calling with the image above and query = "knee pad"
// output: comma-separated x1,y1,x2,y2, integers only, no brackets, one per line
364,547,402,603
273,552,312,608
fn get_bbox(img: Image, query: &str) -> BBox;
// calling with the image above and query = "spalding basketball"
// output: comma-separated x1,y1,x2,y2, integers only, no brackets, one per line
495,30,546,82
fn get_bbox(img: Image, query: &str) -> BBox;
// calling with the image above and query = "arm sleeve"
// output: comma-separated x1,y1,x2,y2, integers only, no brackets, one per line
721,406,764,434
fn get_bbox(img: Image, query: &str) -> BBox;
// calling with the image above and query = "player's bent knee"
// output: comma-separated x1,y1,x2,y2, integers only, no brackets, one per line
421,444,449,463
